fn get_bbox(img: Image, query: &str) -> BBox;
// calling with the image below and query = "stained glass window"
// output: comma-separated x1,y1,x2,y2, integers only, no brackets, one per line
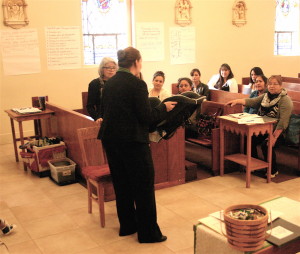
274,0,300,56
81,0,131,65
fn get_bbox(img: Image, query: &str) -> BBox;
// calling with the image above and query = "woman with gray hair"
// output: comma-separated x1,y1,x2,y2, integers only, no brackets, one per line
86,57,117,122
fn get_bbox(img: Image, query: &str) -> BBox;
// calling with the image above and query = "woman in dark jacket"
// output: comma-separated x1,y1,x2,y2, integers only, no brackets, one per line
99,47,176,243
86,57,117,122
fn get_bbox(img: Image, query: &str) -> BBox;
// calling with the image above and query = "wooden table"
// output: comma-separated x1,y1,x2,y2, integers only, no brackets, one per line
219,115,277,188
195,196,300,254
4,109,54,169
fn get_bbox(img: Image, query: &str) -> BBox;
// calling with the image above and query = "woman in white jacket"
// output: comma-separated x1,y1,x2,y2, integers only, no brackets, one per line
207,63,238,93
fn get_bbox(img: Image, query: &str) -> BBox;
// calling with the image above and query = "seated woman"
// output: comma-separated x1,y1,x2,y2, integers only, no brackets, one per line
149,71,171,101
178,77,193,93
243,67,264,94
86,57,117,122
207,63,238,93
243,74,268,114
177,77,204,138
190,68,209,97
226,75,293,178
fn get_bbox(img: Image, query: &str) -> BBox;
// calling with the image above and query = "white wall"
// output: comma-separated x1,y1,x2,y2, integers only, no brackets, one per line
1,0,299,144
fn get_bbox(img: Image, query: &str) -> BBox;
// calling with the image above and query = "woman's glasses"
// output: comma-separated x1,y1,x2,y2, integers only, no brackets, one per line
103,66,117,70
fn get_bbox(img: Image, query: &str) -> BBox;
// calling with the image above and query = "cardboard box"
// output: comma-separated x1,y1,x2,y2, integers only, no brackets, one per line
20,142,66,176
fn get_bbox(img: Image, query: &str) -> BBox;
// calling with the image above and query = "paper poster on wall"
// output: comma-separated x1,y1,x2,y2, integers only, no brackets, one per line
0,29,41,75
45,26,82,70
136,22,164,61
170,26,195,65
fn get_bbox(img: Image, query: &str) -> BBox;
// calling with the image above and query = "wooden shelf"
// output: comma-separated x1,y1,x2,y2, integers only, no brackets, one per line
224,153,268,170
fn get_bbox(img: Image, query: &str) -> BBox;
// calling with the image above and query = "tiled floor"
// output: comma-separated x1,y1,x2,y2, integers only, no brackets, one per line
0,143,299,254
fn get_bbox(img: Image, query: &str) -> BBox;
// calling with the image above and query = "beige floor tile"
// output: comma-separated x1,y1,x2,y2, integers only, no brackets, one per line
0,201,9,211
0,244,10,254
51,191,87,212
74,246,109,254
0,142,299,254
1,189,52,208
156,204,190,228
177,178,229,197
0,178,37,196
10,199,62,223
0,220,32,247
274,177,300,191
39,183,86,199
175,247,193,254
21,213,79,239
67,206,119,229
101,237,174,254
4,240,42,254
162,224,194,252
156,186,201,206
199,188,260,209
281,188,300,202
163,196,222,223
81,225,123,246
34,230,98,254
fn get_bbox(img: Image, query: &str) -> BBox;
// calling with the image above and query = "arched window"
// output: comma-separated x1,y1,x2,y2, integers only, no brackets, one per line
81,0,132,65
274,0,300,56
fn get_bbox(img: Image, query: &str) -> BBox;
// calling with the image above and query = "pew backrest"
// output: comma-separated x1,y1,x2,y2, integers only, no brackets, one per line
82,92,88,116
208,89,248,103
172,83,178,94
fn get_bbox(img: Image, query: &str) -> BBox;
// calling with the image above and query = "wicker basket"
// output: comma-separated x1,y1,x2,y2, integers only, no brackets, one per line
223,204,269,252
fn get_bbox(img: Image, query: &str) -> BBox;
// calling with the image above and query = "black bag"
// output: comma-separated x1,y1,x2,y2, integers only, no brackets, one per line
149,92,206,141
196,108,222,138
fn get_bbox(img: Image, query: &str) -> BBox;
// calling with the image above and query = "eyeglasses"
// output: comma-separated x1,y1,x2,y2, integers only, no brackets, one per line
103,67,117,70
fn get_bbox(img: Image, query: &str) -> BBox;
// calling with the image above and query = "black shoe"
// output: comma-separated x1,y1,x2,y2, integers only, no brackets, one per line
139,235,167,243
1,223,16,235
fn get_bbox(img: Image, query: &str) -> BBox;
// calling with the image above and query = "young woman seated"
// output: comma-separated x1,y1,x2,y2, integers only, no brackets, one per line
178,77,193,93
190,68,209,97
148,71,171,101
243,74,268,114
207,63,238,93
243,67,264,94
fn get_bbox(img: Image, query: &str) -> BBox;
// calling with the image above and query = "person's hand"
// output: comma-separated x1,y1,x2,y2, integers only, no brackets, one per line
95,117,103,125
164,101,177,112
225,100,237,107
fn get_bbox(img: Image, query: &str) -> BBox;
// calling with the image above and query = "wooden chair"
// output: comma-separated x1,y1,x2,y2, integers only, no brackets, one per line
77,126,111,227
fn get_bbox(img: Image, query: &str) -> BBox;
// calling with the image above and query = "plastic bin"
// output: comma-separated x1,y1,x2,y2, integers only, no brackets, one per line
48,157,76,185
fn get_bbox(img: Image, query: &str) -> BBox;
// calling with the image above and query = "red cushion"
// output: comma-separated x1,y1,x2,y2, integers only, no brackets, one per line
82,164,110,181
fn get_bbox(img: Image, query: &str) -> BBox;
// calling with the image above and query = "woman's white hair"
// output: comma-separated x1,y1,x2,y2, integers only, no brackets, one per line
98,57,117,77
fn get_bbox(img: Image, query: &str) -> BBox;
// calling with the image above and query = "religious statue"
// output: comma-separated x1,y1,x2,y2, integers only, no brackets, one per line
2,0,29,29
175,0,192,26
232,0,247,27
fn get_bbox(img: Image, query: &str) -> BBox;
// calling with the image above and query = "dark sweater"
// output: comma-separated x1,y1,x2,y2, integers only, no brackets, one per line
86,78,104,120
98,70,167,143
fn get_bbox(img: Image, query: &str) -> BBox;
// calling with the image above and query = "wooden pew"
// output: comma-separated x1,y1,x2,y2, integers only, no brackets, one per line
172,83,178,94
241,76,300,92
44,100,186,200
185,100,242,175
208,89,248,104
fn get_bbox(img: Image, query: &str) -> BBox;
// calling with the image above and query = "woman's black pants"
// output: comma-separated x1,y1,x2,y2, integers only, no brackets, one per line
102,140,162,242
